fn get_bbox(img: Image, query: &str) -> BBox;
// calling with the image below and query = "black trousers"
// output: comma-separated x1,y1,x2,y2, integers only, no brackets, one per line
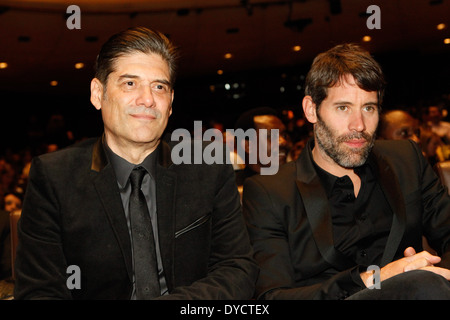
347,270,450,300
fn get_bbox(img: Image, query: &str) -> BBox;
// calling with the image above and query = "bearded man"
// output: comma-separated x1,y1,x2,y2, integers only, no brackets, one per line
242,43,450,300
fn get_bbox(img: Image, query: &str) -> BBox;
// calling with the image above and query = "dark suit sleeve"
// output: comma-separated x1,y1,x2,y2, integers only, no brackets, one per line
158,163,258,299
0,210,12,280
14,157,72,299
411,140,450,268
243,177,365,300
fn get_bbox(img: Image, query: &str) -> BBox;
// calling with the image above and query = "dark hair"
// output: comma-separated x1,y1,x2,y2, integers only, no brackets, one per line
95,26,178,87
234,107,278,131
304,43,385,108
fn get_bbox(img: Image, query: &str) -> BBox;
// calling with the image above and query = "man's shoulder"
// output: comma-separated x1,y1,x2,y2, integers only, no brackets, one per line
372,139,423,171
246,161,297,188
35,137,98,166
373,139,418,155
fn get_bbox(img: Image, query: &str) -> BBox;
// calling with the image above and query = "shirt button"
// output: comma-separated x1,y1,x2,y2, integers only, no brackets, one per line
360,250,367,257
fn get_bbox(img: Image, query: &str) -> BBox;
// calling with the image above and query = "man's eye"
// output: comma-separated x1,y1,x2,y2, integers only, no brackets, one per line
152,83,169,93
121,80,138,91
337,105,347,111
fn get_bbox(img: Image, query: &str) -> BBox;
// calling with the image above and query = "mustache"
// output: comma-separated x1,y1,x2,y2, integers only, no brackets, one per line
337,131,373,143
128,107,161,118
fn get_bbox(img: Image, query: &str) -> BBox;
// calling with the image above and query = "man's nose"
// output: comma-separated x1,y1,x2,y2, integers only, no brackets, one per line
136,85,155,108
349,111,366,132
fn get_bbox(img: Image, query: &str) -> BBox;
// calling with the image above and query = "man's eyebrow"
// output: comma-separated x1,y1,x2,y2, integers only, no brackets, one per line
118,74,140,80
118,74,171,86
116,74,141,83
154,78,172,86
332,100,353,105
332,101,379,106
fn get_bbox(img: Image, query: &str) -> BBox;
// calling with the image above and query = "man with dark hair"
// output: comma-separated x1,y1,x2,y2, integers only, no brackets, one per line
243,43,450,299
378,109,421,144
14,27,257,300
234,107,290,186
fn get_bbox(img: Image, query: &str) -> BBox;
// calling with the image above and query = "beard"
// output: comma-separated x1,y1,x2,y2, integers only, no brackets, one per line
314,116,376,169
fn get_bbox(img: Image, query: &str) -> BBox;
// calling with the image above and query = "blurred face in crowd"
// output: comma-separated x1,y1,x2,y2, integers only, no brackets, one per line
303,75,379,171
4,193,21,212
428,106,442,124
253,115,289,167
91,51,174,162
379,110,420,144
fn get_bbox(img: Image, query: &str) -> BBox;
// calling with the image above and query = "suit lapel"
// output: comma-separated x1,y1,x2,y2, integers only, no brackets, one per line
371,151,406,266
297,140,407,269
91,138,133,281
296,141,354,270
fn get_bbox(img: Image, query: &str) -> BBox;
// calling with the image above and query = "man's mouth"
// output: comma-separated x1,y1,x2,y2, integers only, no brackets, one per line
344,139,367,148
130,114,157,121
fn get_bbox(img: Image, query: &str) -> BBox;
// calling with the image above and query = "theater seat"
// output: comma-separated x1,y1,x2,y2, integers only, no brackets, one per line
426,160,450,255
9,210,21,280
435,161,450,194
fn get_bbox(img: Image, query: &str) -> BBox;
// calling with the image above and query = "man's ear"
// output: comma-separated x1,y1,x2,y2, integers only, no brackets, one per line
169,90,174,116
90,78,104,111
302,95,318,124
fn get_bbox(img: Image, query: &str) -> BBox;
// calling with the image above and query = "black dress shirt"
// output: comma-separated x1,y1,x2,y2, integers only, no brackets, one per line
314,159,393,270
105,143,168,297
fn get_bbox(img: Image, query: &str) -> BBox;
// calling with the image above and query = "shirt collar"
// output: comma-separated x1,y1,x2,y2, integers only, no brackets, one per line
104,142,159,189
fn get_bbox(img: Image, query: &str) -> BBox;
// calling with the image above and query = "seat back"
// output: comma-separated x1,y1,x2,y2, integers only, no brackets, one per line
435,160,450,194
9,210,21,280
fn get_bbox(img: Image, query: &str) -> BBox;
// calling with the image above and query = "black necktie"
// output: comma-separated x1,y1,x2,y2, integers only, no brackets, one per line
129,166,160,299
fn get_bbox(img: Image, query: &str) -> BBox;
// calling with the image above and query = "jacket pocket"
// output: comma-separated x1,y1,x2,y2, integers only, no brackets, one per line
175,213,211,238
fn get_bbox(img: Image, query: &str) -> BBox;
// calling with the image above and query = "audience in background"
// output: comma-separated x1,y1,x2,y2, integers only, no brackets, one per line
0,208,11,281
378,109,448,168
4,104,450,202
419,127,446,167
426,104,450,144
233,107,291,187
378,109,421,144
2,192,22,214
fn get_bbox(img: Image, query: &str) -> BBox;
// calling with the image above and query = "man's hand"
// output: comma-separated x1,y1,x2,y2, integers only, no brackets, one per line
360,247,450,287
402,247,450,280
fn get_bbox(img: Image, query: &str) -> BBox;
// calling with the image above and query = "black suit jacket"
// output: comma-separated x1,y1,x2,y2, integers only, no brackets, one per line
14,137,258,299
0,209,11,280
243,139,450,299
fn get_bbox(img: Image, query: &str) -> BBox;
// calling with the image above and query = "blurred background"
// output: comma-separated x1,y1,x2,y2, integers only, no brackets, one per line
2,0,450,295
0,0,449,153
